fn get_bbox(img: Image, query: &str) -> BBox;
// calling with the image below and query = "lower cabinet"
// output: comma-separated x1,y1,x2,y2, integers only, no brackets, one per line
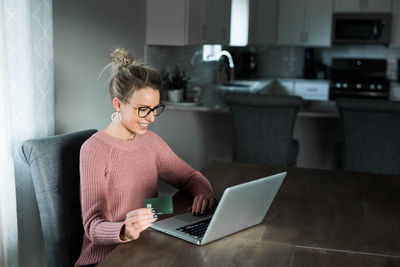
390,83,400,101
274,79,329,101
293,80,329,101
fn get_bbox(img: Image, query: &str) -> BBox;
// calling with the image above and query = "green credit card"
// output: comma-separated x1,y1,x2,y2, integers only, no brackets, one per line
143,196,173,215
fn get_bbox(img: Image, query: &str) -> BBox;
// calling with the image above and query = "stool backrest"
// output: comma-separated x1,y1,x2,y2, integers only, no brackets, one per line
224,93,302,165
336,98,400,175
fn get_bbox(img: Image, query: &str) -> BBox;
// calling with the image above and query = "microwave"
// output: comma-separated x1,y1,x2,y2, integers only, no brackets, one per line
332,13,391,45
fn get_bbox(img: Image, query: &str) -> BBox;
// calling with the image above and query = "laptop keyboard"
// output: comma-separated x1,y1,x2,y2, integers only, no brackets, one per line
177,218,211,239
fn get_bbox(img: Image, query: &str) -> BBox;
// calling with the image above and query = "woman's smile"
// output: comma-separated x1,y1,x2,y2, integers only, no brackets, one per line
139,122,149,129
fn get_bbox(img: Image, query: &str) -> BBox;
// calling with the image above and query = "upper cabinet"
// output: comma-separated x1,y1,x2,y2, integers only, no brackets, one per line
146,0,231,46
147,0,394,46
146,0,205,45
278,0,333,47
391,0,400,46
334,0,392,12
248,0,278,45
206,0,231,45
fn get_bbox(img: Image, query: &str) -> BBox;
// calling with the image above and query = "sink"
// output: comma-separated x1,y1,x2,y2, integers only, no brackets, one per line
217,80,272,93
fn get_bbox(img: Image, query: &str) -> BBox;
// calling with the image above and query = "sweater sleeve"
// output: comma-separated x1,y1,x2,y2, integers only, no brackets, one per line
148,132,214,197
79,139,128,245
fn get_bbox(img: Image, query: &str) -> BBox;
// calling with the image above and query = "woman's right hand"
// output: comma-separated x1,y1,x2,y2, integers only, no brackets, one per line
121,208,157,241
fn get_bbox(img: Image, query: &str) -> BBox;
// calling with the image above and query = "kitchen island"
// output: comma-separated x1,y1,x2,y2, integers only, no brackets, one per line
151,97,342,171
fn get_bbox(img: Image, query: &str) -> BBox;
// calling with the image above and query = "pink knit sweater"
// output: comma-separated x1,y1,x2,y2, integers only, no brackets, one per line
75,130,214,266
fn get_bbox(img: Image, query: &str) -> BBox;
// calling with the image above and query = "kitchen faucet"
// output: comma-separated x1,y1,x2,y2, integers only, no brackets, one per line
216,50,235,82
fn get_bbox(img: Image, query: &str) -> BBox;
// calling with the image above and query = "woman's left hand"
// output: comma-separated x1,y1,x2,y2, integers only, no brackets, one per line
188,194,217,216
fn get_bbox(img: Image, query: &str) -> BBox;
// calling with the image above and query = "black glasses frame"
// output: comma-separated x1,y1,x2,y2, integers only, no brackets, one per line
136,104,165,118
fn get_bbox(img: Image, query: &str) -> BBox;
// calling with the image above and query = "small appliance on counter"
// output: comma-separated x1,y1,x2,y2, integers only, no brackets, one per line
398,59,400,82
237,51,257,79
329,58,389,100
303,48,316,79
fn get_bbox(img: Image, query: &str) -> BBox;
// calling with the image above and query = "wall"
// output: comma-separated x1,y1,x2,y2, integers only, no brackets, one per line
54,0,147,134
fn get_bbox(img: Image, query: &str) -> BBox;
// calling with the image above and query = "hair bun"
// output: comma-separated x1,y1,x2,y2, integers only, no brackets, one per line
110,48,134,70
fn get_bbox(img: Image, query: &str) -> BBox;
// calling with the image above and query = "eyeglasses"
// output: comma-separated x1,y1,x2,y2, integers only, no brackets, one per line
128,103,165,118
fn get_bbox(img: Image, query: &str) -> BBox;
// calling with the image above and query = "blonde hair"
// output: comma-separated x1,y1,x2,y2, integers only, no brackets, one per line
108,48,161,102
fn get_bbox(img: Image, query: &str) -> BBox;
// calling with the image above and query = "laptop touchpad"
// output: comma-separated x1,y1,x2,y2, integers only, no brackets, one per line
174,212,212,223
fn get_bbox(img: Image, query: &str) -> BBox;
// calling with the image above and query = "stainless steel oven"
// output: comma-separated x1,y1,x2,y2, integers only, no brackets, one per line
329,58,389,100
332,13,391,45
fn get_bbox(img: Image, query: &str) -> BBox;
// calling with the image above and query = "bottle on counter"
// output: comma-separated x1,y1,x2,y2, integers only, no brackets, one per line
238,51,257,79
303,48,316,79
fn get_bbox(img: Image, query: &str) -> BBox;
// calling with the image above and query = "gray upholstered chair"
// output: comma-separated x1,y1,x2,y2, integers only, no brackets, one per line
336,98,400,175
21,129,97,267
224,93,302,166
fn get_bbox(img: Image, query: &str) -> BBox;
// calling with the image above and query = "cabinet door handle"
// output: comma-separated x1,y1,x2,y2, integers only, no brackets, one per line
201,25,208,40
300,32,304,42
222,27,227,42
300,32,308,43
306,88,318,92
360,0,368,10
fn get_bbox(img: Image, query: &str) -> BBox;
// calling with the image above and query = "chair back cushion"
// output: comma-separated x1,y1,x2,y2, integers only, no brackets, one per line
336,98,400,175
224,94,302,165
21,129,97,267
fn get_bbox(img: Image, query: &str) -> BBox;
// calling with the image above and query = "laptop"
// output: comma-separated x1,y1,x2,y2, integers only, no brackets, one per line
150,172,286,245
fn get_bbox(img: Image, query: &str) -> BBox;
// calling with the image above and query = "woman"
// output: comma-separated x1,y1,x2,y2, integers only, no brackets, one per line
75,48,217,267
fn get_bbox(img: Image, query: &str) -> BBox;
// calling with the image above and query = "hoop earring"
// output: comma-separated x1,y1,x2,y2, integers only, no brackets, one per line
111,110,122,123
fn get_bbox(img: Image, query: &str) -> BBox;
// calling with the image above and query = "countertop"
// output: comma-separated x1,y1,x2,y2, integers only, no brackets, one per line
163,100,340,118
162,79,339,118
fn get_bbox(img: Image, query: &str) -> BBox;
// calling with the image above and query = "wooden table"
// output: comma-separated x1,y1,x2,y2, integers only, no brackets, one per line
98,161,400,267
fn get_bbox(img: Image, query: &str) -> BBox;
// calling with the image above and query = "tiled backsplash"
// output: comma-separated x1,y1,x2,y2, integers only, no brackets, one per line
146,45,216,86
145,45,306,84
145,44,400,90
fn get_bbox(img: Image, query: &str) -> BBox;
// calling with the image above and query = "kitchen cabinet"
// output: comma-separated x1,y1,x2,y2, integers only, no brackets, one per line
277,0,333,47
207,0,231,45
248,0,278,45
146,0,205,45
334,0,392,12
390,83,400,101
391,0,400,47
293,80,329,101
146,0,231,46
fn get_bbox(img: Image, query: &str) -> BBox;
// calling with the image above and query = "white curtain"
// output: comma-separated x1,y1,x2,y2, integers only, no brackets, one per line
0,0,54,266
